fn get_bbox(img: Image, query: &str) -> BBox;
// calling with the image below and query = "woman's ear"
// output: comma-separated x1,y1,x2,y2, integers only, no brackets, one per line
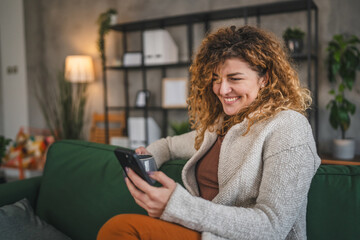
260,72,269,88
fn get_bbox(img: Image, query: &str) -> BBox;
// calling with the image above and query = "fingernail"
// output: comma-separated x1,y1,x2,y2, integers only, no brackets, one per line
125,167,129,172
148,171,154,175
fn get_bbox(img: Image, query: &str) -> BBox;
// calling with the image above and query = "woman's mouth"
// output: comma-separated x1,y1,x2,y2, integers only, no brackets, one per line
223,97,240,104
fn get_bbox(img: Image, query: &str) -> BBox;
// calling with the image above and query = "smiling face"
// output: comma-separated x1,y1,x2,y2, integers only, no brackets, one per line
212,58,266,116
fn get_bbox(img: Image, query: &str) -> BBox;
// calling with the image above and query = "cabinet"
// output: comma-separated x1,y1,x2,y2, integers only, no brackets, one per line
103,0,319,146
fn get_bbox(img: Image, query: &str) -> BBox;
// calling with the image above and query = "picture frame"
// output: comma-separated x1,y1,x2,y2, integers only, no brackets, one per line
162,77,188,108
135,90,151,107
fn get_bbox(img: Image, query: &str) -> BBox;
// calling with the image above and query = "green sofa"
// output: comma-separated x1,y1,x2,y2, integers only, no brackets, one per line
0,140,359,240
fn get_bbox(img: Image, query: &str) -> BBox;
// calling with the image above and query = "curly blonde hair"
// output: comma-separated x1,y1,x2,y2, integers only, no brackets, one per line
187,25,312,150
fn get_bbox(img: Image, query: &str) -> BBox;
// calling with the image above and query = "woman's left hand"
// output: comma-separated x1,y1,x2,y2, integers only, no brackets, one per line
125,168,177,218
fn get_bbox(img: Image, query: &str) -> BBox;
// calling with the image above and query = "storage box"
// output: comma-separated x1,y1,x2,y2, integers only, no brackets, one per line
143,29,178,65
123,52,142,66
128,117,161,149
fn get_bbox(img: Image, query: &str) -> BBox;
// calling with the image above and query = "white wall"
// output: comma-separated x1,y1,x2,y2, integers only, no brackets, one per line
0,0,29,139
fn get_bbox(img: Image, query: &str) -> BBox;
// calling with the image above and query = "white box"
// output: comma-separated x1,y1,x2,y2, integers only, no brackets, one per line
110,136,130,148
128,117,161,149
123,52,142,66
143,29,178,65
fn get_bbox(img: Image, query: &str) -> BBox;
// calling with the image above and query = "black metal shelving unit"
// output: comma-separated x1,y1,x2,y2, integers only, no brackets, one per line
103,0,319,145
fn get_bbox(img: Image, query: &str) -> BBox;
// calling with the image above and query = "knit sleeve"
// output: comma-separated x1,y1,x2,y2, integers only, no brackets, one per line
146,131,196,167
160,143,320,239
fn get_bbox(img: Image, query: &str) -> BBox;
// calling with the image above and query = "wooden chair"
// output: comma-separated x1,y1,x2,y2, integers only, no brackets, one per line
89,113,126,144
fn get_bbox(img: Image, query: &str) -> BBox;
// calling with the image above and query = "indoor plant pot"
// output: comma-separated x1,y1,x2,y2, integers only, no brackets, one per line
333,139,355,160
282,27,305,54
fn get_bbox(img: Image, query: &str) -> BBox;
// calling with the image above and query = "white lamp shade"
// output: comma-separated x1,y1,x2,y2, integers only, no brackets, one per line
65,55,95,83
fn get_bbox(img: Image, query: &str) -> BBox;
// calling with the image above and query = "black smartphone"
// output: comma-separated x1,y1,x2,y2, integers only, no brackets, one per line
114,148,156,185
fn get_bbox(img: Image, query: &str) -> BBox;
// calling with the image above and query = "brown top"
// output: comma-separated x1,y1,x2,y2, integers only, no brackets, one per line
195,136,223,201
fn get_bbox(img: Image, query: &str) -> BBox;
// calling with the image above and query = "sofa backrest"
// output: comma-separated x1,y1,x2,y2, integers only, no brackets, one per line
35,140,185,240
35,140,360,240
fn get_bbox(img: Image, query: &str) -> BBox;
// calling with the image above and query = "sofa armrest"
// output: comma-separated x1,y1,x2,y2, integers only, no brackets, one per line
307,165,360,240
0,176,42,208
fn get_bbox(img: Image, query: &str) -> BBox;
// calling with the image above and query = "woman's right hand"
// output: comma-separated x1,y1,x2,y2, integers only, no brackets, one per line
135,146,151,155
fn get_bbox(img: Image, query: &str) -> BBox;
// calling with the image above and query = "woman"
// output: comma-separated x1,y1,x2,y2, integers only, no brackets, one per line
98,25,320,240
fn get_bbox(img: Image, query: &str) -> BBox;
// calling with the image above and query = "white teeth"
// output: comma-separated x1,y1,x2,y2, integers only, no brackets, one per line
224,97,238,102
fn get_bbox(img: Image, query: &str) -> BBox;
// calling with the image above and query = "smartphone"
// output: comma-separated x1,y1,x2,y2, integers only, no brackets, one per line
114,148,156,185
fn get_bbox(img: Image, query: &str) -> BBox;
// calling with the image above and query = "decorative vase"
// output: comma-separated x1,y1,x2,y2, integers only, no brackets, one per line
110,14,118,25
333,139,355,160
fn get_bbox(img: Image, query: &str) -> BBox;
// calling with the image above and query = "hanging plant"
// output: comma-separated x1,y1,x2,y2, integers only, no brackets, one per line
97,8,117,66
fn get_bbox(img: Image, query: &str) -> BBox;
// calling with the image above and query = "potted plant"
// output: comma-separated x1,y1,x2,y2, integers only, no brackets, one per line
35,71,87,140
0,136,11,183
282,27,305,54
326,33,360,159
170,121,191,136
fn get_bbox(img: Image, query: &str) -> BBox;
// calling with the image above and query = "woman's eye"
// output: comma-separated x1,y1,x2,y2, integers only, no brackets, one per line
230,78,242,81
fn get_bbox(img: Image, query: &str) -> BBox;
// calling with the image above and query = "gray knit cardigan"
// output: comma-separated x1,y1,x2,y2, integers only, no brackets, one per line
146,110,321,240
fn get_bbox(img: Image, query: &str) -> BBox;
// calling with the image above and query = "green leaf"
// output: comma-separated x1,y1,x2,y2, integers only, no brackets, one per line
338,106,349,125
329,103,339,129
347,35,360,44
328,89,336,95
343,99,356,115
338,83,345,92
333,34,343,43
170,121,191,135
350,104,356,114
343,75,354,90
333,51,341,62
282,27,305,41
335,94,343,103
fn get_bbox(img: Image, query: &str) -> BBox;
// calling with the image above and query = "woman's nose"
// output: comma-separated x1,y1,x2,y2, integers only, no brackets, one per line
219,80,232,95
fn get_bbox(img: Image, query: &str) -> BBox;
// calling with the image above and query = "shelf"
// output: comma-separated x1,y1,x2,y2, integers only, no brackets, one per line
102,0,319,145
106,54,315,71
291,53,317,61
110,0,317,32
106,61,190,70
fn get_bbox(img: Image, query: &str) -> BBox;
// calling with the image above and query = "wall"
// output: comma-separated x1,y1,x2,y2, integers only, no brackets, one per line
0,0,29,139
22,0,360,154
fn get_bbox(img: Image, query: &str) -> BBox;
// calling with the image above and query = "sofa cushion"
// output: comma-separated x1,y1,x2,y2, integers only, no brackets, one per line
35,140,185,240
0,198,70,240
307,164,360,240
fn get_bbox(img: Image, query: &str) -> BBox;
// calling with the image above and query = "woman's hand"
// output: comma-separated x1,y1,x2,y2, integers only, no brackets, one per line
125,168,177,218
135,146,151,155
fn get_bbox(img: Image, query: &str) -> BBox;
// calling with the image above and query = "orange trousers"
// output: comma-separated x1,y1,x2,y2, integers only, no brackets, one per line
97,214,201,240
